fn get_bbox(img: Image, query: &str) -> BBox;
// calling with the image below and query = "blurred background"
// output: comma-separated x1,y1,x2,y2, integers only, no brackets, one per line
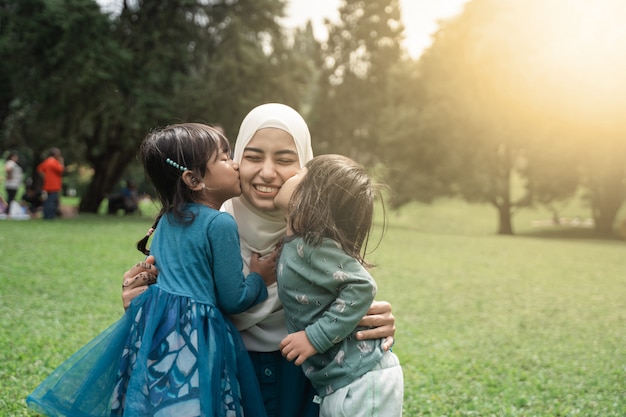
2,0,625,237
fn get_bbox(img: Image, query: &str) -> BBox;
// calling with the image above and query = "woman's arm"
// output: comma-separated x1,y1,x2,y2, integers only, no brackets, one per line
121,255,158,309
356,300,396,351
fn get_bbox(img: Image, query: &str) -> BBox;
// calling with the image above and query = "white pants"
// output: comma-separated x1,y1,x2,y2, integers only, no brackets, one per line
319,351,404,417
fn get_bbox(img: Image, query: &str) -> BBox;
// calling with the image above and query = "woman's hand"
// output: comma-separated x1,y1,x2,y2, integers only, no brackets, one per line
121,255,158,309
356,300,396,351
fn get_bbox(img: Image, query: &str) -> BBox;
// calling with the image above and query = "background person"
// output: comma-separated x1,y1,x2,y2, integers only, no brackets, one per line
22,178,45,218
37,147,64,220
4,151,23,215
108,180,141,215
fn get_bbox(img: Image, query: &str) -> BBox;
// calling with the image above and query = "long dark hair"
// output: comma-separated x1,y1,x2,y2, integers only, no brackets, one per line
288,154,386,267
136,123,230,255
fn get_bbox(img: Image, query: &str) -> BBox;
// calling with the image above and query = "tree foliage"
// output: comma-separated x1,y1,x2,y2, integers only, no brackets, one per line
3,0,625,238
309,0,405,161
386,0,626,236
1,0,317,212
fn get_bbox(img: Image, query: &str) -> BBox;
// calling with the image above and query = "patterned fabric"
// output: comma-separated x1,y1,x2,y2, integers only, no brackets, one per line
277,236,384,397
27,286,267,417
110,289,243,416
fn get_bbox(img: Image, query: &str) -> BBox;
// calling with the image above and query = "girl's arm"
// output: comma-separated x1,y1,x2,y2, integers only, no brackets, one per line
210,213,268,314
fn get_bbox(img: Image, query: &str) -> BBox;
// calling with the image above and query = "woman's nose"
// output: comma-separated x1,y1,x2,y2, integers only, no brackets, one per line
259,160,277,180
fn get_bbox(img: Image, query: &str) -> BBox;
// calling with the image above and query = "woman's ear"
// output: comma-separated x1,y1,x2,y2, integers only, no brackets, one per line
181,171,204,191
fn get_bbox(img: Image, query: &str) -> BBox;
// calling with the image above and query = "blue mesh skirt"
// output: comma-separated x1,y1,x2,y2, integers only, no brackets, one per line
26,286,267,417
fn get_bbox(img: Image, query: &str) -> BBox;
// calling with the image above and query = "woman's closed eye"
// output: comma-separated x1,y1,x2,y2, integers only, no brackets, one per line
277,157,297,165
243,154,263,162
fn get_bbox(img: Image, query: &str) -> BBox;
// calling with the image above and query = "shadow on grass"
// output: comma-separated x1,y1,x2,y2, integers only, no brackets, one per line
55,212,153,225
517,226,625,242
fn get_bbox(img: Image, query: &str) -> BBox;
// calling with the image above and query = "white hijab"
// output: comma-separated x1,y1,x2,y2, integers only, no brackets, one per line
221,103,313,350
222,103,314,273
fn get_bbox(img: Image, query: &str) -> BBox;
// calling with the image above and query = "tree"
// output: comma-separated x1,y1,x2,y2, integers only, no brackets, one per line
77,0,230,212
1,0,314,212
386,1,536,234
309,0,405,161
187,5,319,138
388,0,626,235
377,59,457,207
1,0,129,187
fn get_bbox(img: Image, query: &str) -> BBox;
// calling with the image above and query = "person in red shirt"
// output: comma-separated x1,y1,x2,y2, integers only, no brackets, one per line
37,147,64,220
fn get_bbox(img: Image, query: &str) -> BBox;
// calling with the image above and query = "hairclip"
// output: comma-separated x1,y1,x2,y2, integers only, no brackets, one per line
166,158,187,172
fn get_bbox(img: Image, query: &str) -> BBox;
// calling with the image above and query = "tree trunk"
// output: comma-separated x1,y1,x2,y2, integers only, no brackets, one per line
589,162,624,238
79,151,134,213
591,191,623,238
497,202,514,235
493,144,514,235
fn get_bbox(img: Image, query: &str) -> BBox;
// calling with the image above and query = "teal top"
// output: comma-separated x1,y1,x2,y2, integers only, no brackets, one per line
152,203,267,313
277,236,384,396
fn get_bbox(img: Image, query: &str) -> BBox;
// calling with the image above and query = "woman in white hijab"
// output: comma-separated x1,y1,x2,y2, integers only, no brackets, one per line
222,103,314,352
122,103,395,417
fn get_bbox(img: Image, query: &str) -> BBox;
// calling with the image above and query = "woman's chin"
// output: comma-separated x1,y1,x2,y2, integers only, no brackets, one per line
244,194,279,212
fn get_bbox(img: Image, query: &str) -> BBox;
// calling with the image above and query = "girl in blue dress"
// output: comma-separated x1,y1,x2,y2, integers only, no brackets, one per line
27,123,275,417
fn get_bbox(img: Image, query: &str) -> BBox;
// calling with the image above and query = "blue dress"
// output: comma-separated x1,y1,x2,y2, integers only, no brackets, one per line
27,204,269,417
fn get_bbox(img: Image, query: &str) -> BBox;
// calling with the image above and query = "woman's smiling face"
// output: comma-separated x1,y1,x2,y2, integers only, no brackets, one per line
239,127,301,212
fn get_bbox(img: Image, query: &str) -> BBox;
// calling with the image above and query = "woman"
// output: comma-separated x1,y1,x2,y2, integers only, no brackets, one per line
122,103,396,416
4,151,23,214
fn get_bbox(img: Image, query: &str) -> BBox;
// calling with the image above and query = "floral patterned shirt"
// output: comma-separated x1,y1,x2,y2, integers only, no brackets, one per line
277,236,384,397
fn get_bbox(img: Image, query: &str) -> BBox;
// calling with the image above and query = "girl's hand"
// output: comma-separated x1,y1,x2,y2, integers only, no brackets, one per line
356,300,396,351
122,255,158,309
279,331,317,366
250,251,277,286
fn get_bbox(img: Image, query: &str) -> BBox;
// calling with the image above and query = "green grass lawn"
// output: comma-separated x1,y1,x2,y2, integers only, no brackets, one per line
1,198,624,416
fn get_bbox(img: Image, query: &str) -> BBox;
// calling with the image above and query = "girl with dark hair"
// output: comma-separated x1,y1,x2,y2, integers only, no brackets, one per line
27,123,275,417
275,154,404,417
